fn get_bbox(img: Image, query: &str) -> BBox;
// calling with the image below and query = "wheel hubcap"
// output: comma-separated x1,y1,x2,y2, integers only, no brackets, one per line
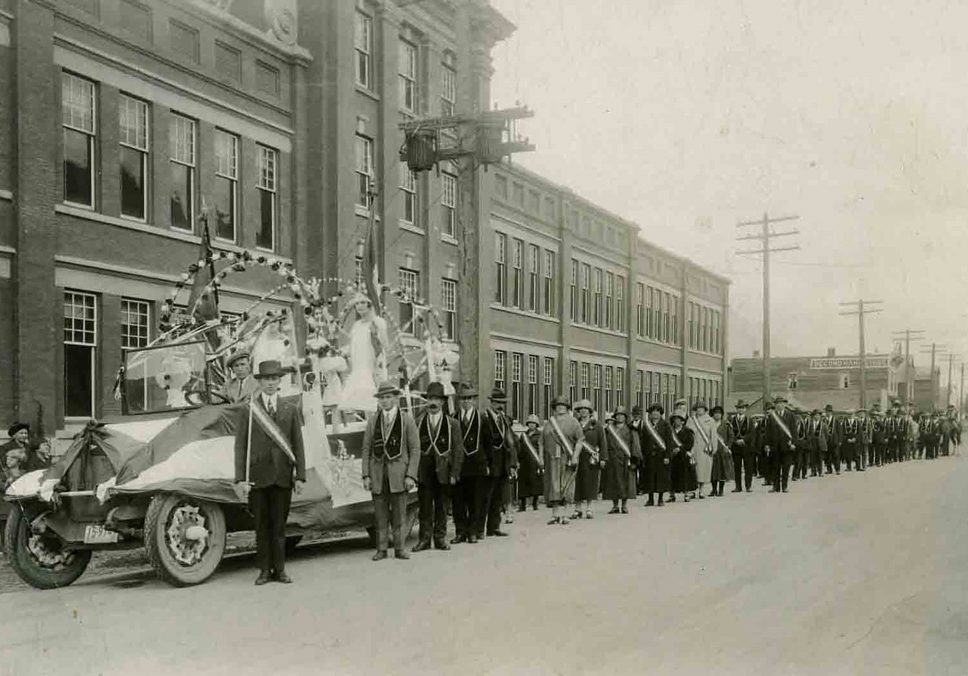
26,534,76,570
165,504,209,566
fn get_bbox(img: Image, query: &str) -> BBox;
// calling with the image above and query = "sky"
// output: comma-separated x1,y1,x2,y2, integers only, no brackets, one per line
489,0,968,384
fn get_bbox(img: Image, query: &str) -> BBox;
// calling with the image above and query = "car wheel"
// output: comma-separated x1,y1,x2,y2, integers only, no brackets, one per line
3,504,92,590
144,494,226,587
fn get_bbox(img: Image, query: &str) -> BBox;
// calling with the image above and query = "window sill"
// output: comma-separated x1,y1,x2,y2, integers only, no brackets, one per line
635,336,682,349
355,85,379,101
0,189,14,201
490,304,560,324
354,205,371,218
572,323,629,339
441,234,458,246
399,222,424,235
120,213,149,225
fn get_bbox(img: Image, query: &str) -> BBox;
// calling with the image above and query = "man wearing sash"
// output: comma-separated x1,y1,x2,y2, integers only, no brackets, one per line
516,414,545,513
686,402,716,499
729,400,756,493
709,405,734,497
764,395,797,493
603,407,641,514
362,381,421,561
791,409,810,482
871,408,887,467
453,383,488,544
822,404,841,475
808,409,827,477
921,412,938,459
641,403,673,506
542,397,582,525
841,410,861,472
573,399,606,519
233,360,306,585
755,403,774,485
412,382,464,553
886,400,904,463
856,408,870,471
482,388,518,538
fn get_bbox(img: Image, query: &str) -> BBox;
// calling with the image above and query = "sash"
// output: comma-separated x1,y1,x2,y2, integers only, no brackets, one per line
643,417,666,451
461,410,482,456
549,415,577,462
716,431,730,450
690,415,712,448
578,423,601,463
249,400,296,464
420,414,449,457
769,410,794,442
605,424,631,463
517,432,542,466
486,409,510,448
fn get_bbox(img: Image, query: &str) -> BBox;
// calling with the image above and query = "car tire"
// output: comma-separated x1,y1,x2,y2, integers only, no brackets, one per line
144,494,226,587
3,504,92,590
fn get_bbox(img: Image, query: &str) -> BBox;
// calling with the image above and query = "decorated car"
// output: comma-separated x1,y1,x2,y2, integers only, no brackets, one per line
2,231,459,589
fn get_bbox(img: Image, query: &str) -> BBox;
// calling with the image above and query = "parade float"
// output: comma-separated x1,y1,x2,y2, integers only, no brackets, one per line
2,233,460,589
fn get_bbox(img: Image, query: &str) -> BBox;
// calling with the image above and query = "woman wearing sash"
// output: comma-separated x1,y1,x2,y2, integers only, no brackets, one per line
641,403,673,506
709,405,734,497
542,397,583,525
516,414,545,512
573,400,607,520
669,414,697,502
686,402,716,499
603,407,641,514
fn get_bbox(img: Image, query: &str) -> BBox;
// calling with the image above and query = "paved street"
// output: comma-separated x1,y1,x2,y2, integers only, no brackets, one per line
2,455,968,676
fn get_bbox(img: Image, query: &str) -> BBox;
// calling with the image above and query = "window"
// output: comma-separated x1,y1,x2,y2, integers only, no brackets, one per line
169,114,196,230
663,292,671,343
671,375,679,406
701,307,709,352
671,295,679,345
647,288,656,339
401,163,418,226
441,278,457,340
542,358,554,419
714,310,721,354
495,233,507,304
441,51,456,116
64,291,98,418
441,172,456,237
788,372,798,391
494,351,506,392
355,134,373,210
256,145,277,250
213,130,238,240
662,373,671,413
569,361,578,404
593,365,603,414
616,367,625,408
399,268,419,334
593,268,603,326
840,373,850,389
513,182,525,205
604,272,614,329
580,264,591,323
119,95,148,220
511,354,523,422
689,302,697,348
636,283,645,337
543,250,556,317
604,366,613,413
120,299,151,349
354,11,373,89
581,363,590,401
616,276,626,333
399,39,418,113
354,255,364,289
645,371,653,405
636,369,644,410
512,239,523,309
62,73,96,207
527,245,539,312
527,355,538,416
570,259,578,320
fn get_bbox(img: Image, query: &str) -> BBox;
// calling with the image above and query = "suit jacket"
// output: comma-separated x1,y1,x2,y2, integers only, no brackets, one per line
729,414,756,453
361,408,420,495
640,417,674,463
765,408,798,453
481,408,518,477
415,411,465,485
458,408,489,478
234,395,306,488
822,415,841,448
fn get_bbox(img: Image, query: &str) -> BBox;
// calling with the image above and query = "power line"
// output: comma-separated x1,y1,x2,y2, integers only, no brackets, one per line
839,300,883,409
892,329,925,405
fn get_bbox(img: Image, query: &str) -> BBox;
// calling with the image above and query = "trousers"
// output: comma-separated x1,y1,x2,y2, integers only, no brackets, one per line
771,450,792,491
250,484,292,574
825,446,841,473
452,475,488,537
373,471,408,553
417,473,451,545
485,475,509,534
732,450,755,491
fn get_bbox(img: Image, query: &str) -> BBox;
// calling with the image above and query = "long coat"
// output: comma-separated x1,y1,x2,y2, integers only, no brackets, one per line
640,417,672,493
686,414,716,483
765,408,799,456
516,429,544,499
603,423,642,500
670,426,697,492
457,409,489,478
710,419,734,483
415,411,465,486
361,408,421,495
542,414,582,503
481,408,518,479
575,419,607,502
234,395,307,489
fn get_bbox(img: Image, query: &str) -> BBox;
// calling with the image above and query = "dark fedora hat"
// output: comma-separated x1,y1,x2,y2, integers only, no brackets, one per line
375,381,401,398
425,381,447,400
7,422,29,438
735,399,749,409
488,387,507,402
254,360,287,379
457,382,478,399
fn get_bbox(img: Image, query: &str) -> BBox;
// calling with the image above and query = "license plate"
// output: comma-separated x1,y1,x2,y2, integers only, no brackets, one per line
83,524,119,544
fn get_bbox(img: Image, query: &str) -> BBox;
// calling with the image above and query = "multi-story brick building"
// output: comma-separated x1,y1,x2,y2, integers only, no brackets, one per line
0,0,727,439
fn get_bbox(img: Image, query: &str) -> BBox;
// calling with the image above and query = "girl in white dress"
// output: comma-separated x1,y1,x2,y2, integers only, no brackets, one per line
338,294,389,413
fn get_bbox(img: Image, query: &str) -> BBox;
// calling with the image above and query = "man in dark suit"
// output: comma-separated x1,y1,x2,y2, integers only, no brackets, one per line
729,400,756,493
481,388,518,538
808,409,827,477
362,381,420,561
764,396,797,493
822,404,841,474
413,382,464,553
453,383,489,544
234,360,306,585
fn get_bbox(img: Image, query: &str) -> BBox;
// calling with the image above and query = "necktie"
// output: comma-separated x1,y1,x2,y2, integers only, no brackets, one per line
266,397,275,417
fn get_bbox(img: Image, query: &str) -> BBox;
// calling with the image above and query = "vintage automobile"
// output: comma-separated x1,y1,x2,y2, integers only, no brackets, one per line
2,249,452,589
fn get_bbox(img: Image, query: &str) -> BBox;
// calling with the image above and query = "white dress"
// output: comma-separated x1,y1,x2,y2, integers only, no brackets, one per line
687,414,716,483
338,317,386,413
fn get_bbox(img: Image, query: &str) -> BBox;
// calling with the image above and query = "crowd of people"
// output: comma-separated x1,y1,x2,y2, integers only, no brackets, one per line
0,423,52,492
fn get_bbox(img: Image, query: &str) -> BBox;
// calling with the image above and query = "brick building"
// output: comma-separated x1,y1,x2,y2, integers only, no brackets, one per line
0,0,728,439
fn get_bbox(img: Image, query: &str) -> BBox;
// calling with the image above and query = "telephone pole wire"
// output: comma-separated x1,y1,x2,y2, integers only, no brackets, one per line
736,213,800,411
919,343,947,410
891,329,924,405
839,300,883,409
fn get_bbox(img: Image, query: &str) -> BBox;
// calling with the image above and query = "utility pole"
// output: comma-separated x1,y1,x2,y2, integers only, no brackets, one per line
919,343,946,410
891,329,924,404
945,353,961,408
735,213,800,411
839,300,883,409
